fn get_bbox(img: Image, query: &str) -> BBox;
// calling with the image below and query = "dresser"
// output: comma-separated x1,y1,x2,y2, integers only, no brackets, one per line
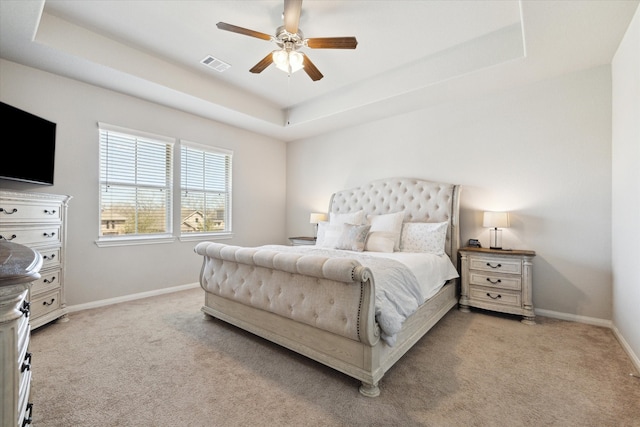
458,247,536,324
0,191,71,330
1,241,42,427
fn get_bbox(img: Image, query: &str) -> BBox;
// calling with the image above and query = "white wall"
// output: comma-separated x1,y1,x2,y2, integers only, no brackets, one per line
0,59,287,305
287,65,613,321
612,7,640,367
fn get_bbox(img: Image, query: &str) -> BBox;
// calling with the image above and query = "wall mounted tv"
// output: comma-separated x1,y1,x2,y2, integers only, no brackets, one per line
1,102,57,185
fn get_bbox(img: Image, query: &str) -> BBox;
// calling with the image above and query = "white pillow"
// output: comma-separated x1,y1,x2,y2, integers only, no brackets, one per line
329,210,365,226
316,221,342,248
365,211,405,252
400,222,448,255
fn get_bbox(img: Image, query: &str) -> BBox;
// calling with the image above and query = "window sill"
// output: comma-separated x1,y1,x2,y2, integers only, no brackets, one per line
179,232,234,242
95,235,176,247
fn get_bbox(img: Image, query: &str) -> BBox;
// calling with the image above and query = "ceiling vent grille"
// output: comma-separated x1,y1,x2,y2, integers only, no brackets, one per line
201,55,231,72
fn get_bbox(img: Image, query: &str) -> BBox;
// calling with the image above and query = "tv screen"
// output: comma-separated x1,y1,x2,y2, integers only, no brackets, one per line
0,102,57,185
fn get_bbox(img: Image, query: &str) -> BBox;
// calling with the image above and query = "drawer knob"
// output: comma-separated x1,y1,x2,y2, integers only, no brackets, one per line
43,276,57,284
43,298,56,306
44,209,57,215
486,262,502,269
0,234,17,241
486,293,502,300
21,352,32,372
43,254,56,261
43,232,56,238
0,207,18,214
486,278,502,285
20,301,30,317
22,403,33,426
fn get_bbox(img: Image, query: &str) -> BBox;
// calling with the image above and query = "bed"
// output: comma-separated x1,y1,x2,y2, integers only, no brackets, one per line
195,177,461,397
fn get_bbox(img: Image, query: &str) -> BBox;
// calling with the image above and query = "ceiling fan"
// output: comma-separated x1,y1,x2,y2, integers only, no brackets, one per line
216,0,358,81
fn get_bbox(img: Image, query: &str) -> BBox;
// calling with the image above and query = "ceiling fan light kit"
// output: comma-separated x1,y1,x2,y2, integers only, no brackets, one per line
216,0,357,81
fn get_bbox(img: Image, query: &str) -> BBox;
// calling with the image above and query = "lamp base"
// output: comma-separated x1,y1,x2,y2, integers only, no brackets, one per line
489,228,502,250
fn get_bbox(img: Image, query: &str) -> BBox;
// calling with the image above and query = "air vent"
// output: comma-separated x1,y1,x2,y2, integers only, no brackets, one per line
201,55,231,72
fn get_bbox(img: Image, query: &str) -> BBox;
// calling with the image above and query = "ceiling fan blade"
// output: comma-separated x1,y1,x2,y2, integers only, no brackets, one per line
306,37,358,49
216,22,272,41
249,52,274,74
302,54,323,81
283,0,302,34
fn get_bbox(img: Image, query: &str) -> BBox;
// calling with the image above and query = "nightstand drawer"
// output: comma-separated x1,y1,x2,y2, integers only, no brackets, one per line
469,272,521,290
469,286,522,307
0,200,62,222
469,256,521,274
38,247,61,270
31,289,61,319
31,269,62,295
0,226,61,247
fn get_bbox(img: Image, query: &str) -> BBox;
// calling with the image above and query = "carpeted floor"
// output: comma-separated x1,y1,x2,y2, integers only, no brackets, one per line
29,288,639,426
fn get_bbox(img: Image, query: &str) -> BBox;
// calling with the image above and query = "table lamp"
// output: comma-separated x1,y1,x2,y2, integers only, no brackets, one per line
483,211,510,249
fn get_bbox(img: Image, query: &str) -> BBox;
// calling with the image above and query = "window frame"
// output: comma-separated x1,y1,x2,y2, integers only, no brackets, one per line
96,122,175,247
178,140,233,242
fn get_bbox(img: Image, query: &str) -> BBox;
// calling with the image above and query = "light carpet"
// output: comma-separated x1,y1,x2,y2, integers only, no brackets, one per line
29,288,639,426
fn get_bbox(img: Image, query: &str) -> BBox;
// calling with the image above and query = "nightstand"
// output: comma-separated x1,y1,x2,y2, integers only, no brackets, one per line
458,247,536,324
288,236,316,246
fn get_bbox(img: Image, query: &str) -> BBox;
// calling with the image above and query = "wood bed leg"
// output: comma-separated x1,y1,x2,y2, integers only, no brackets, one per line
359,382,380,398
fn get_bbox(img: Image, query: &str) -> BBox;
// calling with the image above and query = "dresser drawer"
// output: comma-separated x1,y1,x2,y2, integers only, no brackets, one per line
469,272,521,290
469,256,522,274
0,199,62,222
31,269,62,295
31,289,61,319
0,225,61,247
38,247,62,270
469,286,522,307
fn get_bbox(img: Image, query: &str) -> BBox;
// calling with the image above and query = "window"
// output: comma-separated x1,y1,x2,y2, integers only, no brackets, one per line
180,141,232,236
98,123,173,245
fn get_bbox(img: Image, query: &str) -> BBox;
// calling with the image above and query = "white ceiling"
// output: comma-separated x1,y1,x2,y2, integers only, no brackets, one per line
0,0,637,141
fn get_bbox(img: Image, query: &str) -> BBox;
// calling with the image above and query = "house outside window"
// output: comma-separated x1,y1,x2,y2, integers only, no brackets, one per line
97,123,174,246
180,141,232,237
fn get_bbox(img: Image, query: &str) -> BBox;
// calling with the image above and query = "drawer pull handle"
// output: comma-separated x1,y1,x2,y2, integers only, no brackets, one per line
0,207,18,214
486,293,502,300
44,254,56,261
486,262,502,269
0,234,17,241
21,352,32,372
22,403,33,426
44,209,57,215
486,278,502,285
43,276,57,284
20,301,30,317
43,298,56,306
43,232,56,238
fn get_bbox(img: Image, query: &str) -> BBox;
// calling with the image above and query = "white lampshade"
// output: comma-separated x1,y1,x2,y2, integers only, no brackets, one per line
309,213,327,224
483,211,510,229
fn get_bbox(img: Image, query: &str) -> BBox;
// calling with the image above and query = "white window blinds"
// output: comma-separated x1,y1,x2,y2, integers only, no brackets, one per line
180,142,232,235
99,123,173,238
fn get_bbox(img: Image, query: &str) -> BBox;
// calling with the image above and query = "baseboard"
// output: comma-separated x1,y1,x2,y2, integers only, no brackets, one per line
534,308,612,328
611,325,640,374
66,282,200,314
536,308,639,373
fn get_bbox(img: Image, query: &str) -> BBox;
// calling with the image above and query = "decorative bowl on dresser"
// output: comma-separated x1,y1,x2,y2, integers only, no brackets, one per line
1,241,43,427
458,246,536,324
0,190,71,330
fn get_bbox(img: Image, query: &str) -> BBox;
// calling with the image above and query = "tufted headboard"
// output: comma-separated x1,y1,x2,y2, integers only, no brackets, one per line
328,177,461,264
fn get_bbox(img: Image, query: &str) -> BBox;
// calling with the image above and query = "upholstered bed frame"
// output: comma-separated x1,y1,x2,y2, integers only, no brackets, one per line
195,177,461,396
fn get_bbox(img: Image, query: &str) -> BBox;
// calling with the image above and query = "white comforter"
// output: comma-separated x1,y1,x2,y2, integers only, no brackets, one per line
260,245,459,346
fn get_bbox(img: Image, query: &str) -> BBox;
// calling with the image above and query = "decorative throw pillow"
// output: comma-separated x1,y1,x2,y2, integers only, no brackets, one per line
334,224,371,252
316,221,342,248
329,210,365,226
400,221,448,255
365,211,405,252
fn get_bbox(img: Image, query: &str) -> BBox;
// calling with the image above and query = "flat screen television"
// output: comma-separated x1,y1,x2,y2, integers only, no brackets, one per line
1,102,57,185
